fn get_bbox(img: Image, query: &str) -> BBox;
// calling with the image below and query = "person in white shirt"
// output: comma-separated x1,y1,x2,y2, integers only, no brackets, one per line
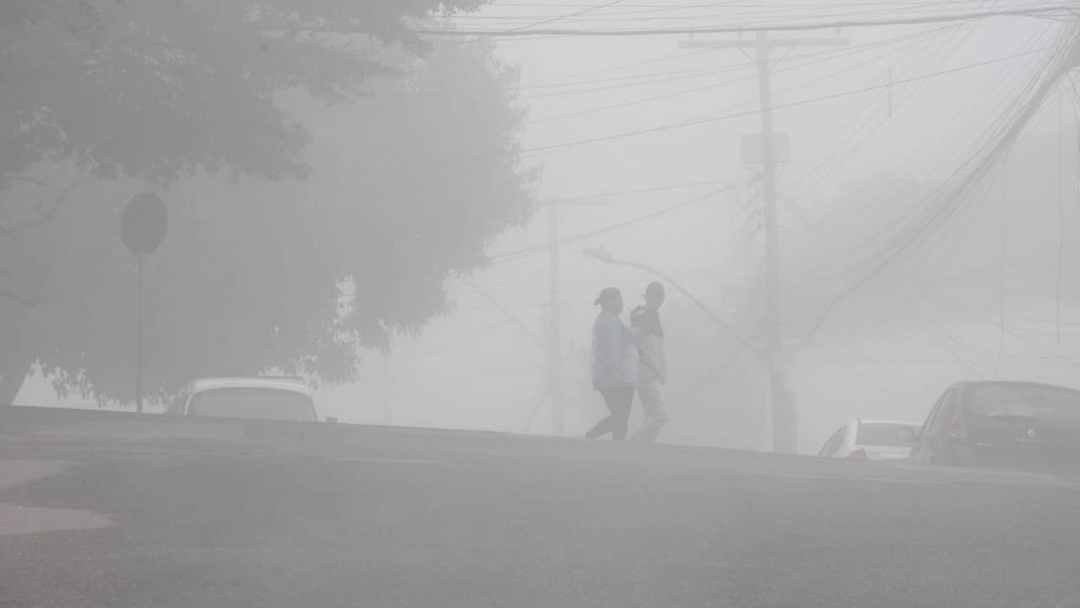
586,287,639,441
630,282,668,443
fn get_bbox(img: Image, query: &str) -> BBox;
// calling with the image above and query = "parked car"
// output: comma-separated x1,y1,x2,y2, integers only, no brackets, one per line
165,377,319,423
817,419,921,461
907,380,1080,475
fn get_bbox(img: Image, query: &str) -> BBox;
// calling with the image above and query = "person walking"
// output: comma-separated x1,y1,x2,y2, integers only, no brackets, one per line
586,287,638,441
630,282,669,443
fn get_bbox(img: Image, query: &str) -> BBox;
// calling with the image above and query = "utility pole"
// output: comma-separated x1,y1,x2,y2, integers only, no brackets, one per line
541,199,608,437
380,355,394,425
547,204,564,437
679,31,848,454
136,253,144,414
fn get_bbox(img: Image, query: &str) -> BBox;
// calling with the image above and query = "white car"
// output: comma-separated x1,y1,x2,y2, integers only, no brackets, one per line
165,377,319,423
817,419,921,462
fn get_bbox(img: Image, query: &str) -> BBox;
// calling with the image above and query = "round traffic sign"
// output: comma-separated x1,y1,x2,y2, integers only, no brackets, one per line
121,193,167,255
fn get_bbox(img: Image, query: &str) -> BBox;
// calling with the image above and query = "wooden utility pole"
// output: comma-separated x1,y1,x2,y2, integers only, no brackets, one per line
541,199,607,436
547,204,565,436
380,355,394,425
679,31,848,454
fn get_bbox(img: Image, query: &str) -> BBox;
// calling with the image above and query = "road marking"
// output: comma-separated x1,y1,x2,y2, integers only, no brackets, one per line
754,471,951,485
333,457,447,466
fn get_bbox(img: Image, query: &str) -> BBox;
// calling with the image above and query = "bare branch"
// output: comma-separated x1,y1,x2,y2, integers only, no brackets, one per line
0,264,47,307
0,176,93,236
0,284,43,306
9,175,48,187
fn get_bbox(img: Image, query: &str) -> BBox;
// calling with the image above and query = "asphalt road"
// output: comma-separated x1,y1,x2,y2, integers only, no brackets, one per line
1,408,1079,608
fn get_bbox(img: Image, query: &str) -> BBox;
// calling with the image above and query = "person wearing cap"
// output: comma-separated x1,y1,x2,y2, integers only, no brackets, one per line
586,287,638,441
630,282,668,443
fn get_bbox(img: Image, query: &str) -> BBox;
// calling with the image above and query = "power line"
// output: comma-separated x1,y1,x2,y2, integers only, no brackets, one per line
508,0,628,31
409,18,979,103
457,278,547,349
491,44,1069,279
541,177,737,203
412,7,1075,37
461,2,1054,30
754,13,976,186
506,19,964,91
781,21,1065,290
491,185,737,264
760,9,982,264
519,46,1059,154
489,1,1052,7
834,355,914,403
752,24,1074,298
921,328,987,379
933,291,1080,371
530,49,712,87
781,7,982,195
527,21,969,124
806,27,1079,330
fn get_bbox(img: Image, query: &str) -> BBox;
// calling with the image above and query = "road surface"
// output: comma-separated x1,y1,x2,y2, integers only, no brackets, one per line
1,407,1079,608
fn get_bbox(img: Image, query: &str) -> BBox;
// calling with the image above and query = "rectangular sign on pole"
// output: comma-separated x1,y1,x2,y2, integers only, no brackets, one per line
741,133,790,165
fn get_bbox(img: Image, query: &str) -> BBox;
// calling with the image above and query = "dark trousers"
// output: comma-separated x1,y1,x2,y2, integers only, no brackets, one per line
586,387,635,441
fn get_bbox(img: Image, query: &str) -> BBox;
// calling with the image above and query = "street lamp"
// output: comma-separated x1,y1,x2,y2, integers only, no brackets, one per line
581,248,762,357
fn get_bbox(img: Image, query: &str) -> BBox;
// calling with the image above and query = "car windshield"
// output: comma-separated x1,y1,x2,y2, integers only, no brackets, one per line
966,384,1080,422
855,423,912,447
189,388,316,423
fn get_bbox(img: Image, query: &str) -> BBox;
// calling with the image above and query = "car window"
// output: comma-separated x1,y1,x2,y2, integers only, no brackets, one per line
924,390,955,439
917,398,942,440
855,423,913,447
819,426,847,457
965,384,1080,422
188,388,317,423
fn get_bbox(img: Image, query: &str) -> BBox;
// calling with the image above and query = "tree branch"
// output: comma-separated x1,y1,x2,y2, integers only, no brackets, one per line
0,283,43,306
9,175,48,187
0,175,92,237
0,264,47,306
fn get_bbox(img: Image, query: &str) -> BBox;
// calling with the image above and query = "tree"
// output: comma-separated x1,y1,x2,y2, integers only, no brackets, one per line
0,0,489,310
0,0,485,186
0,6,535,405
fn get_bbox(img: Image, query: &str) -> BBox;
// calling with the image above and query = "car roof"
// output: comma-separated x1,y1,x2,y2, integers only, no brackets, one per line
947,380,1080,393
856,419,922,427
186,377,314,397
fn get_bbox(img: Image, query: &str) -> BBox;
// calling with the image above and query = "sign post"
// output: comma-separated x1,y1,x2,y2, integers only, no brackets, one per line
121,193,167,414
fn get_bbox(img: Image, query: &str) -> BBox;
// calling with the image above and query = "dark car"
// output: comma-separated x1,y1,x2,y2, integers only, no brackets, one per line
907,381,1080,475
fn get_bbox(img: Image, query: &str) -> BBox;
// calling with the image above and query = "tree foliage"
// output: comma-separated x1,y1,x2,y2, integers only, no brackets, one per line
0,0,484,184
0,2,535,405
